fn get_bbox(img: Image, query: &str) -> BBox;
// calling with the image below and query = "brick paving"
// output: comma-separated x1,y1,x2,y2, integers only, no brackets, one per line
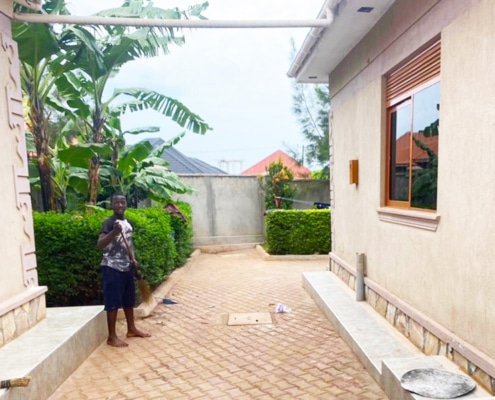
48,249,388,400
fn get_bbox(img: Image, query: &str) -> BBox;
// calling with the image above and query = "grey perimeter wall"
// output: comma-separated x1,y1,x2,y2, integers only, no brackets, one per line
176,175,330,247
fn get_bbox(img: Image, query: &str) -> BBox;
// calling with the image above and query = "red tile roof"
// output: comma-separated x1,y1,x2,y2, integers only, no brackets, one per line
241,150,311,179
394,132,439,165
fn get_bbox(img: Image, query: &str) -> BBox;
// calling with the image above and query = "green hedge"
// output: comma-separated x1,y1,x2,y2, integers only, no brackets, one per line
34,212,103,307
265,209,331,255
34,205,193,307
168,203,193,267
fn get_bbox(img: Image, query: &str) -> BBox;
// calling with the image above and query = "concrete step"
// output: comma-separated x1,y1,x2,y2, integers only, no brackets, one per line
382,356,495,399
302,271,495,399
0,306,106,400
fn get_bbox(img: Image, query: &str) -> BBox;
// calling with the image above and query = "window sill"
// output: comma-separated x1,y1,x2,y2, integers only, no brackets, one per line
377,207,440,231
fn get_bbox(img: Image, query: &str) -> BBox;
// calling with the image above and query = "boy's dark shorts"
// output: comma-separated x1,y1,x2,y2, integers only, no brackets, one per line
102,266,135,311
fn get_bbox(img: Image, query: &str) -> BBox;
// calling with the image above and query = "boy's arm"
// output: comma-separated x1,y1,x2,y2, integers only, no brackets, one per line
96,220,123,250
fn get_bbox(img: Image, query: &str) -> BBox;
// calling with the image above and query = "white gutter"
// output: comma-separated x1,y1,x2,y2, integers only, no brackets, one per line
13,13,332,29
13,0,42,12
287,0,341,78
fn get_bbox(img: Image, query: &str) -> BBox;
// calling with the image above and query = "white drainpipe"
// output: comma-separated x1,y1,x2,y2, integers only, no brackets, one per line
13,13,332,29
287,0,341,78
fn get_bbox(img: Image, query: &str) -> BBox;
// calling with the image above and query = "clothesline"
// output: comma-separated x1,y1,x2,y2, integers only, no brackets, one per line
275,196,316,205
274,196,331,209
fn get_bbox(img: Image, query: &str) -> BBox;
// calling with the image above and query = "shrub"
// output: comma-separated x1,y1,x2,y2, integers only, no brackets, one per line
265,209,331,255
34,205,192,307
125,208,176,288
34,212,105,307
167,202,193,267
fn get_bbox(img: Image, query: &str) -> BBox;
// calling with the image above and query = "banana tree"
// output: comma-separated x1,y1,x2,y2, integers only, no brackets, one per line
60,0,210,205
57,134,190,208
107,135,191,207
14,1,67,211
16,0,210,210
14,0,104,211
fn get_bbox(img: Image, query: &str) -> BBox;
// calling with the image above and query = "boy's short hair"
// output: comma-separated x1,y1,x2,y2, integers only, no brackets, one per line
110,193,126,204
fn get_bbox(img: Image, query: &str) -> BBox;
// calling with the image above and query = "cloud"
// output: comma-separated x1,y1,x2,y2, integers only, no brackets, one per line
67,0,324,173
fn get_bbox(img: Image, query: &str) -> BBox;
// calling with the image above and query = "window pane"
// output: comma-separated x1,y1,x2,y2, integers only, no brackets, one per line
411,82,440,210
389,104,412,201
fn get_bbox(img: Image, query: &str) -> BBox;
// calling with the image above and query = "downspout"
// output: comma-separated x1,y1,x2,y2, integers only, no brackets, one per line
287,0,341,79
13,13,332,29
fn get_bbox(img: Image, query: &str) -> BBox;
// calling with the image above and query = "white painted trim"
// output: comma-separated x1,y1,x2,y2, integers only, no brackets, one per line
377,207,440,231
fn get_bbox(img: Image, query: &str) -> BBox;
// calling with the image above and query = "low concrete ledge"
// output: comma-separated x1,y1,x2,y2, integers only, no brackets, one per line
256,245,329,261
0,306,106,400
382,356,495,399
303,271,421,383
198,243,259,254
193,235,264,247
302,271,495,399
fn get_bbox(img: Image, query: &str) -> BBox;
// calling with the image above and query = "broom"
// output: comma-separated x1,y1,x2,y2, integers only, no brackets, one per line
1,376,31,389
120,232,152,304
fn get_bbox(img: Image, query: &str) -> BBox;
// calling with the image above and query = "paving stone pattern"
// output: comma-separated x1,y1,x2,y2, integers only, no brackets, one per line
48,249,388,400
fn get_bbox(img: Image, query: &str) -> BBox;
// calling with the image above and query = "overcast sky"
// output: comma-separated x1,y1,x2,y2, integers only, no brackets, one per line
67,1,324,174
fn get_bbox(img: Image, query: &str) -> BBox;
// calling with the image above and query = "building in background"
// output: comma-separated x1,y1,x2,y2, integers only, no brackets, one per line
146,138,228,175
241,149,310,179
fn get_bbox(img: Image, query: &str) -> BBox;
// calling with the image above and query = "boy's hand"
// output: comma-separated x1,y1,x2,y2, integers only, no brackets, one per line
113,220,123,233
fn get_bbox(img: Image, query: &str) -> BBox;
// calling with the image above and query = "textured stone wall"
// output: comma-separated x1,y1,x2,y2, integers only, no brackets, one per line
330,257,495,394
0,294,46,348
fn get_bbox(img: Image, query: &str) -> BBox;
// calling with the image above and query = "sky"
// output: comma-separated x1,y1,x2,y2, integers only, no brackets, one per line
67,1,325,174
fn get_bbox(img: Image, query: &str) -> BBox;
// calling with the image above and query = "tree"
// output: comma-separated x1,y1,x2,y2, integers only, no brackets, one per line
16,0,211,210
56,136,191,209
14,0,76,211
289,40,330,179
101,135,192,207
259,160,297,210
59,0,210,205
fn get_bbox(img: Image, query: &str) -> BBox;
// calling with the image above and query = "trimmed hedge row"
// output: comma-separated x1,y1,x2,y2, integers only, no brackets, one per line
265,209,331,255
34,204,193,307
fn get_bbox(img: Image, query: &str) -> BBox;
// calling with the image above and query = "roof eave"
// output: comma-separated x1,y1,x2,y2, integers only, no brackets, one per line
287,0,340,83
288,0,398,84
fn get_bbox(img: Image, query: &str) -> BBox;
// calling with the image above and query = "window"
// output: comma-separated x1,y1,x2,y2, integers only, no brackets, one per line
386,42,440,211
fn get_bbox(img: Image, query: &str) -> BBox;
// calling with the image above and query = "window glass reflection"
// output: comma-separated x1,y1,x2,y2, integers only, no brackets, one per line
411,82,440,209
389,104,412,201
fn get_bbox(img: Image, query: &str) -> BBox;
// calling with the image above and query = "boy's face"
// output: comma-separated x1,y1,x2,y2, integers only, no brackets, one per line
112,195,127,217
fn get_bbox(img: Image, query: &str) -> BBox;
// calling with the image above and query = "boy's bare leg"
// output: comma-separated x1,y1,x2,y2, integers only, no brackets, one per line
106,310,128,347
124,307,151,338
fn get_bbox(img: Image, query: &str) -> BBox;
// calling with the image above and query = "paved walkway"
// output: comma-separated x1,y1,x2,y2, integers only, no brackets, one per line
48,249,388,400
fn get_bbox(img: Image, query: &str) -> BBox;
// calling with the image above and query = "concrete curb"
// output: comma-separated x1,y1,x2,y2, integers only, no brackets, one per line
255,244,329,261
196,243,259,254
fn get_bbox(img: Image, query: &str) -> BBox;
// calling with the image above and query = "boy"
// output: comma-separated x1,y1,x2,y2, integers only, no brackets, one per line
97,193,151,347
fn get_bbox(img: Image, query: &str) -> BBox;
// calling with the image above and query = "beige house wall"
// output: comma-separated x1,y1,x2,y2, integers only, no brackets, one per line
0,14,24,301
329,0,495,365
0,0,46,348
